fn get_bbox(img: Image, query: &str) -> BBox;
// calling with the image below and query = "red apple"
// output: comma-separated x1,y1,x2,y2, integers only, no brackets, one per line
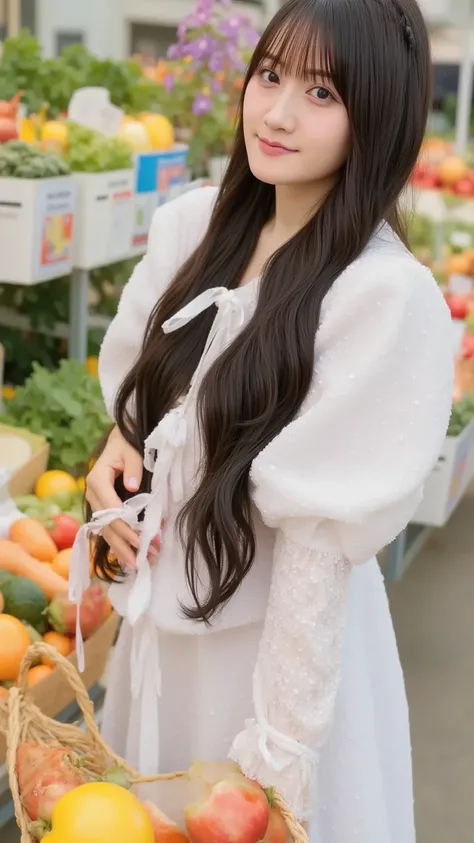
262,806,288,843
445,294,469,320
142,801,190,842
184,773,270,843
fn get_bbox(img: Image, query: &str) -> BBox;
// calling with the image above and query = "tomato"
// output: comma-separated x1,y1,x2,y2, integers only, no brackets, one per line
49,515,80,551
0,614,31,681
42,782,154,843
35,471,77,501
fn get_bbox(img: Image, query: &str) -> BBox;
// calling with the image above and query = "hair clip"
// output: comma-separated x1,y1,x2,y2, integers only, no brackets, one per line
400,12,415,50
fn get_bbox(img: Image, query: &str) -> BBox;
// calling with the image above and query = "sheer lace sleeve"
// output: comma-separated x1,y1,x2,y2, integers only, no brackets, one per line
230,253,454,819
230,536,349,820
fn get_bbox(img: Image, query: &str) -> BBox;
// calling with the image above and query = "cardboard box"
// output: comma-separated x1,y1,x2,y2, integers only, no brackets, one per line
72,170,135,269
0,424,50,497
411,419,474,527
131,146,189,255
0,176,76,285
0,612,120,763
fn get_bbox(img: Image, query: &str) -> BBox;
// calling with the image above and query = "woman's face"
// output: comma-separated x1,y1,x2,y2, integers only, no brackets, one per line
243,54,350,189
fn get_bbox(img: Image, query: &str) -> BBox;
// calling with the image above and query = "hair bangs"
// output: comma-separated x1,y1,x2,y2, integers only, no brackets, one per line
247,0,337,88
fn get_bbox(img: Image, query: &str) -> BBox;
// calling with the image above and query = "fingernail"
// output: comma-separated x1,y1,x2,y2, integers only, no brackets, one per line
126,476,139,491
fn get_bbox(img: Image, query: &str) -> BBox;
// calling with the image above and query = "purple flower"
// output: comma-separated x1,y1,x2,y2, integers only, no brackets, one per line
167,43,186,59
209,52,226,73
193,93,213,115
211,78,223,93
164,74,175,92
219,14,249,38
188,34,216,60
246,27,260,47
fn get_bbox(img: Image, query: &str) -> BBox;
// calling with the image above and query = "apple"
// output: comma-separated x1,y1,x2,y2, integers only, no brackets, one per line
184,773,270,843
261,806,289,843
445,294,469,320
142,801,190,843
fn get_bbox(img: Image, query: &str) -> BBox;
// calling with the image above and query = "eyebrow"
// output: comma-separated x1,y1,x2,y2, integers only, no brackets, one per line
262,54,332,80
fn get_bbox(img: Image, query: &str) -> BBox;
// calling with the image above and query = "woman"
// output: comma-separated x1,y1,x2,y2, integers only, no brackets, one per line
72,0,454,839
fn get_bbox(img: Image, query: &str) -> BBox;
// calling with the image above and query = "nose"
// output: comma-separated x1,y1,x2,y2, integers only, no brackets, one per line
264,88,297,134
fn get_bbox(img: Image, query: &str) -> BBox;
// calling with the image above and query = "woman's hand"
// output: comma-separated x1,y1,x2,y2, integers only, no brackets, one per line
86,426,158,570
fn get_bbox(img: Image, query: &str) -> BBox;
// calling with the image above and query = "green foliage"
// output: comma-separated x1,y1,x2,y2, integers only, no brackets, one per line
448,394,474,437
0,360,111,472
0,31,162,118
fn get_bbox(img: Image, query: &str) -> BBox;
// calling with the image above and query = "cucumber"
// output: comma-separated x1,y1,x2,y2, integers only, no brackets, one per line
1,577,48,630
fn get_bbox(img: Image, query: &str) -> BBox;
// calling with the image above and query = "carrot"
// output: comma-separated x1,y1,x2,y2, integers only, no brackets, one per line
9,519,57,563
0,540,68,599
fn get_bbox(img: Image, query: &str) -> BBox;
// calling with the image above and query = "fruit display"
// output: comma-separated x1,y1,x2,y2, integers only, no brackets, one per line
0,466,111,692
411,138,474,199
9,744,293,843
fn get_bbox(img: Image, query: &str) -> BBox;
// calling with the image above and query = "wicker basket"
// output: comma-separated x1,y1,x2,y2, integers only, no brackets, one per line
1,642,309,843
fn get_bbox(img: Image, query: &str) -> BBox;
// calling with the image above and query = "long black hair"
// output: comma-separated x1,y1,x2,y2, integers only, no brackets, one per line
93,0,431,621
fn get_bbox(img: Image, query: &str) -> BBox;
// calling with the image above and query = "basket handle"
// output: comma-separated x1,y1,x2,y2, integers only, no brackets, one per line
16,642,127,768
14,645,310,843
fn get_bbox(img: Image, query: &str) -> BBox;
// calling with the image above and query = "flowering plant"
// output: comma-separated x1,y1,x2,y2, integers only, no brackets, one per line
154,0,260,169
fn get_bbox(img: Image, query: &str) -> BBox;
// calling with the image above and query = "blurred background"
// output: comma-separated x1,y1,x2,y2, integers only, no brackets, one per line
0,2,473,843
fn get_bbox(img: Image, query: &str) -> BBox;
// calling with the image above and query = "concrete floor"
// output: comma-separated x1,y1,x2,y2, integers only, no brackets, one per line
3,489,473,842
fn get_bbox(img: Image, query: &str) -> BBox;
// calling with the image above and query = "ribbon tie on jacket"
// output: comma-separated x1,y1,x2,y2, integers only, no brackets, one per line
69,285,246,669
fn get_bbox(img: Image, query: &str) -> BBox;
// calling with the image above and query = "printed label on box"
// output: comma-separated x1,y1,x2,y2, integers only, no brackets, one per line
132,192,157,249
32,180,75,280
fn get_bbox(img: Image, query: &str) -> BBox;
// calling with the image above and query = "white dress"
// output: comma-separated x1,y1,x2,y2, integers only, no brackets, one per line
70,187,454,842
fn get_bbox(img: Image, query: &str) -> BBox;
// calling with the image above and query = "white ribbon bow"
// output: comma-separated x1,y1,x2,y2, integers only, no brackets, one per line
70,287,245,678
252,669,317,770
69,494,151,672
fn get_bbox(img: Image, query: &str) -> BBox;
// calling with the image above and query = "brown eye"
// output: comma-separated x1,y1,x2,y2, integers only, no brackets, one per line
260,68,280,84
310,86,334,103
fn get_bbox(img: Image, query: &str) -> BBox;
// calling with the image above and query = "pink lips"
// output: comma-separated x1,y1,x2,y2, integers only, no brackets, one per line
258,137,297,156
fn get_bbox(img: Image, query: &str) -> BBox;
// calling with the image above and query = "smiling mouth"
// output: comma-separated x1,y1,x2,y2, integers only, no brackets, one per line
258,136,297,152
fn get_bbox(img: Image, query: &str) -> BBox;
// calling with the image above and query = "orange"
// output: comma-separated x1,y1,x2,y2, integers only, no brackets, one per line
444,253,472,277
35,470,77,500
41,631,73,666
0,615,31,681
26,664,55,686
51,548,72,580
437,155,468,186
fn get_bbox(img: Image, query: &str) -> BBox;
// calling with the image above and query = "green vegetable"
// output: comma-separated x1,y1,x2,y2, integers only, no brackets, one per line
1,576,49,630
66,122,133,173
448,394,474,437
0,359,111,474
0,140,71,179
